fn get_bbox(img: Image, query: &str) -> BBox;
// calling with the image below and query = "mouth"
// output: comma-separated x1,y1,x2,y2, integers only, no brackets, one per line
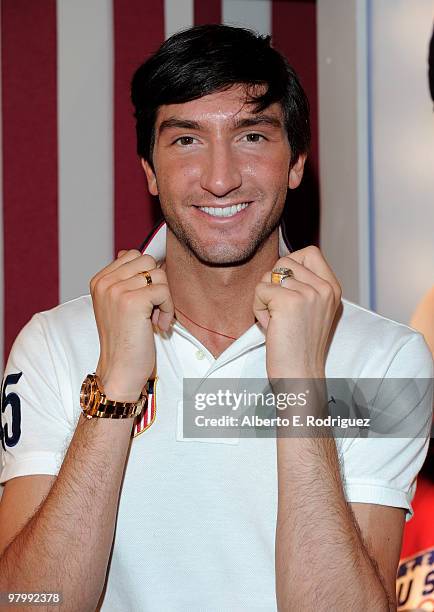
195,202,251,219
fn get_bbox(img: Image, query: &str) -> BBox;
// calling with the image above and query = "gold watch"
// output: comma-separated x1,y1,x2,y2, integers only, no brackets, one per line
80,373,147,419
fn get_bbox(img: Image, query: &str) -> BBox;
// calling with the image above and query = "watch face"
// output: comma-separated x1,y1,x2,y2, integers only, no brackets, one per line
80,374,141,418
80,375,96,410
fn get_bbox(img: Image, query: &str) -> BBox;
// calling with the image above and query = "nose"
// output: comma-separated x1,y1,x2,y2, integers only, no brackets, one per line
200,142,242,197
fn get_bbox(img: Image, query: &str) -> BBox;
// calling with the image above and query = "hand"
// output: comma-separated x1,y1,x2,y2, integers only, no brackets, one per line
253,246,342,379
90,249,174,401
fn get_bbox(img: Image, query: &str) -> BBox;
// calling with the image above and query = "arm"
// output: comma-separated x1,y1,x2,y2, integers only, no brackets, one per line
0,475,56,556
0,414,134,612
0,249,174,611
275,434,400,611
253,246,429,610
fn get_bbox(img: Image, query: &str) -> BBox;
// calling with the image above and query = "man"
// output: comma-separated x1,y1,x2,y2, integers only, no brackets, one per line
0,25,432,611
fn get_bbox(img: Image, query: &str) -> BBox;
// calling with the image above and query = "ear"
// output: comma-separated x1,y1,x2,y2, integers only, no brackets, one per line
288,154,307,190
141,158,159,196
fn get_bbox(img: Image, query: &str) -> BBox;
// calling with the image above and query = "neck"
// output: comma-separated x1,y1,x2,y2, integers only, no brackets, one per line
163,228,280,355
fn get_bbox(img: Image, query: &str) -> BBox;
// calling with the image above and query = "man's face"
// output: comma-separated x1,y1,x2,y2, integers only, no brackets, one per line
142,85,306,265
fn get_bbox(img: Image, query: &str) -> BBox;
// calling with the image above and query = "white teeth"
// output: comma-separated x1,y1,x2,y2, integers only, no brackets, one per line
198,202,249,217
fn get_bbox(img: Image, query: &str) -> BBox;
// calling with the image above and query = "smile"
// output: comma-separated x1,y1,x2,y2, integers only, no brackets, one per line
197,202,250,218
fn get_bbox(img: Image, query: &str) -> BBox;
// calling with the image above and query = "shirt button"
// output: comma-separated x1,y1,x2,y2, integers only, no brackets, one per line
195,349,206,360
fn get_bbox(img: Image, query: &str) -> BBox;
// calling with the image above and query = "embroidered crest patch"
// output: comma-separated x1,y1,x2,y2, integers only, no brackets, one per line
133,376,157,438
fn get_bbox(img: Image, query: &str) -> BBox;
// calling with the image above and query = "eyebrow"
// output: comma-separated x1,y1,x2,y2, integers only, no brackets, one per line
158,113,283,135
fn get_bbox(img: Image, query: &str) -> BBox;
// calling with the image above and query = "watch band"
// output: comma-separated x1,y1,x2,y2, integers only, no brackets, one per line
80,373,148,419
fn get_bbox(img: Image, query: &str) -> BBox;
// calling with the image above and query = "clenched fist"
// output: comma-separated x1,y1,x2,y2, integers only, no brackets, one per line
253,246,342,380
90,250,174,402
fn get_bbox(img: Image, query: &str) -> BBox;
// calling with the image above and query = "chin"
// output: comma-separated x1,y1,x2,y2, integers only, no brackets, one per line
165,212,280,266
193,247,257,267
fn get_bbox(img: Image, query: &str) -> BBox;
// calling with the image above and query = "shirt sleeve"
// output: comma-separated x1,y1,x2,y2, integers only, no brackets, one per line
0,313,74,485
338,332,434,521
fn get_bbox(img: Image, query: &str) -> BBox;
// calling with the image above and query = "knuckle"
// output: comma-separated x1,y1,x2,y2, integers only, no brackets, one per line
160,285,173,302
293,292,305,305
304,287,317,301
276,256,291,267
318,279,333,295
107,282,122,299
89,276,98,294
120,249,143,265
141,254,157,267
92,275,107,295
118,289,134,309
150,268,165,284
307,245,320,255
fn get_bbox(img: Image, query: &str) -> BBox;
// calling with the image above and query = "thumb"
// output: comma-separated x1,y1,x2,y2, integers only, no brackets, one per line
253,282,271,330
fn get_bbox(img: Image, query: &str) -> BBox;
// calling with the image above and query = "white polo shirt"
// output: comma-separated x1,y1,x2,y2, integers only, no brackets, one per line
0,224,433,611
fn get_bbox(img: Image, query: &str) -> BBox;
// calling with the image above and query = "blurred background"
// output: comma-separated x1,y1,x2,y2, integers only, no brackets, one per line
0,0,433,371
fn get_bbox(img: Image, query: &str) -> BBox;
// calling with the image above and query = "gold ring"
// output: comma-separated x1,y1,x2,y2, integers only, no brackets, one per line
139,270,152,286
271,267,294,285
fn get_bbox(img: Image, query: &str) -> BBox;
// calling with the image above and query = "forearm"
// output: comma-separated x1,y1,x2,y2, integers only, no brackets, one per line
275,435,392,611
0,413,133,612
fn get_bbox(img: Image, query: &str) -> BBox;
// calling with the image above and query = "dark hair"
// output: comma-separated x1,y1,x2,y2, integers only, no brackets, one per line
131,24,310,168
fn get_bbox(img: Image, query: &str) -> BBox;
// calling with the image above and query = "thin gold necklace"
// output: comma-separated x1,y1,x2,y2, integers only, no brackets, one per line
174,306,237,340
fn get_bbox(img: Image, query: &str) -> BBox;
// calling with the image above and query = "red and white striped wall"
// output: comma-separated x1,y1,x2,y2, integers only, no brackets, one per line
0,0,318,369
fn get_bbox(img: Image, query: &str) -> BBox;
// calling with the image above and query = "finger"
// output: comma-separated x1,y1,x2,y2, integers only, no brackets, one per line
286,245,340,287
253,300,270,330
272,248,341,302
272,254,332,287
105,268,169,297
115,282,174,329
93,254,161,293
117,249,128,258
91,249,143,291
151,307,160,327
140,284,174,326
115,254,160,279
253,282,293,329
155,287,175,331
279,277,320,303
130,267,167,287
262,260,333,296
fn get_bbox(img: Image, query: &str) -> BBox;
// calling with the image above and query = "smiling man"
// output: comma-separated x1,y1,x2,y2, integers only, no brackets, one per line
0,25,432,612
145,91,295,267
141,84,307,360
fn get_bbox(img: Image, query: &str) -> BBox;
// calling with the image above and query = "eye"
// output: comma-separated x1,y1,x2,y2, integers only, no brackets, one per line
174,136,198,146
243,133,266,143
